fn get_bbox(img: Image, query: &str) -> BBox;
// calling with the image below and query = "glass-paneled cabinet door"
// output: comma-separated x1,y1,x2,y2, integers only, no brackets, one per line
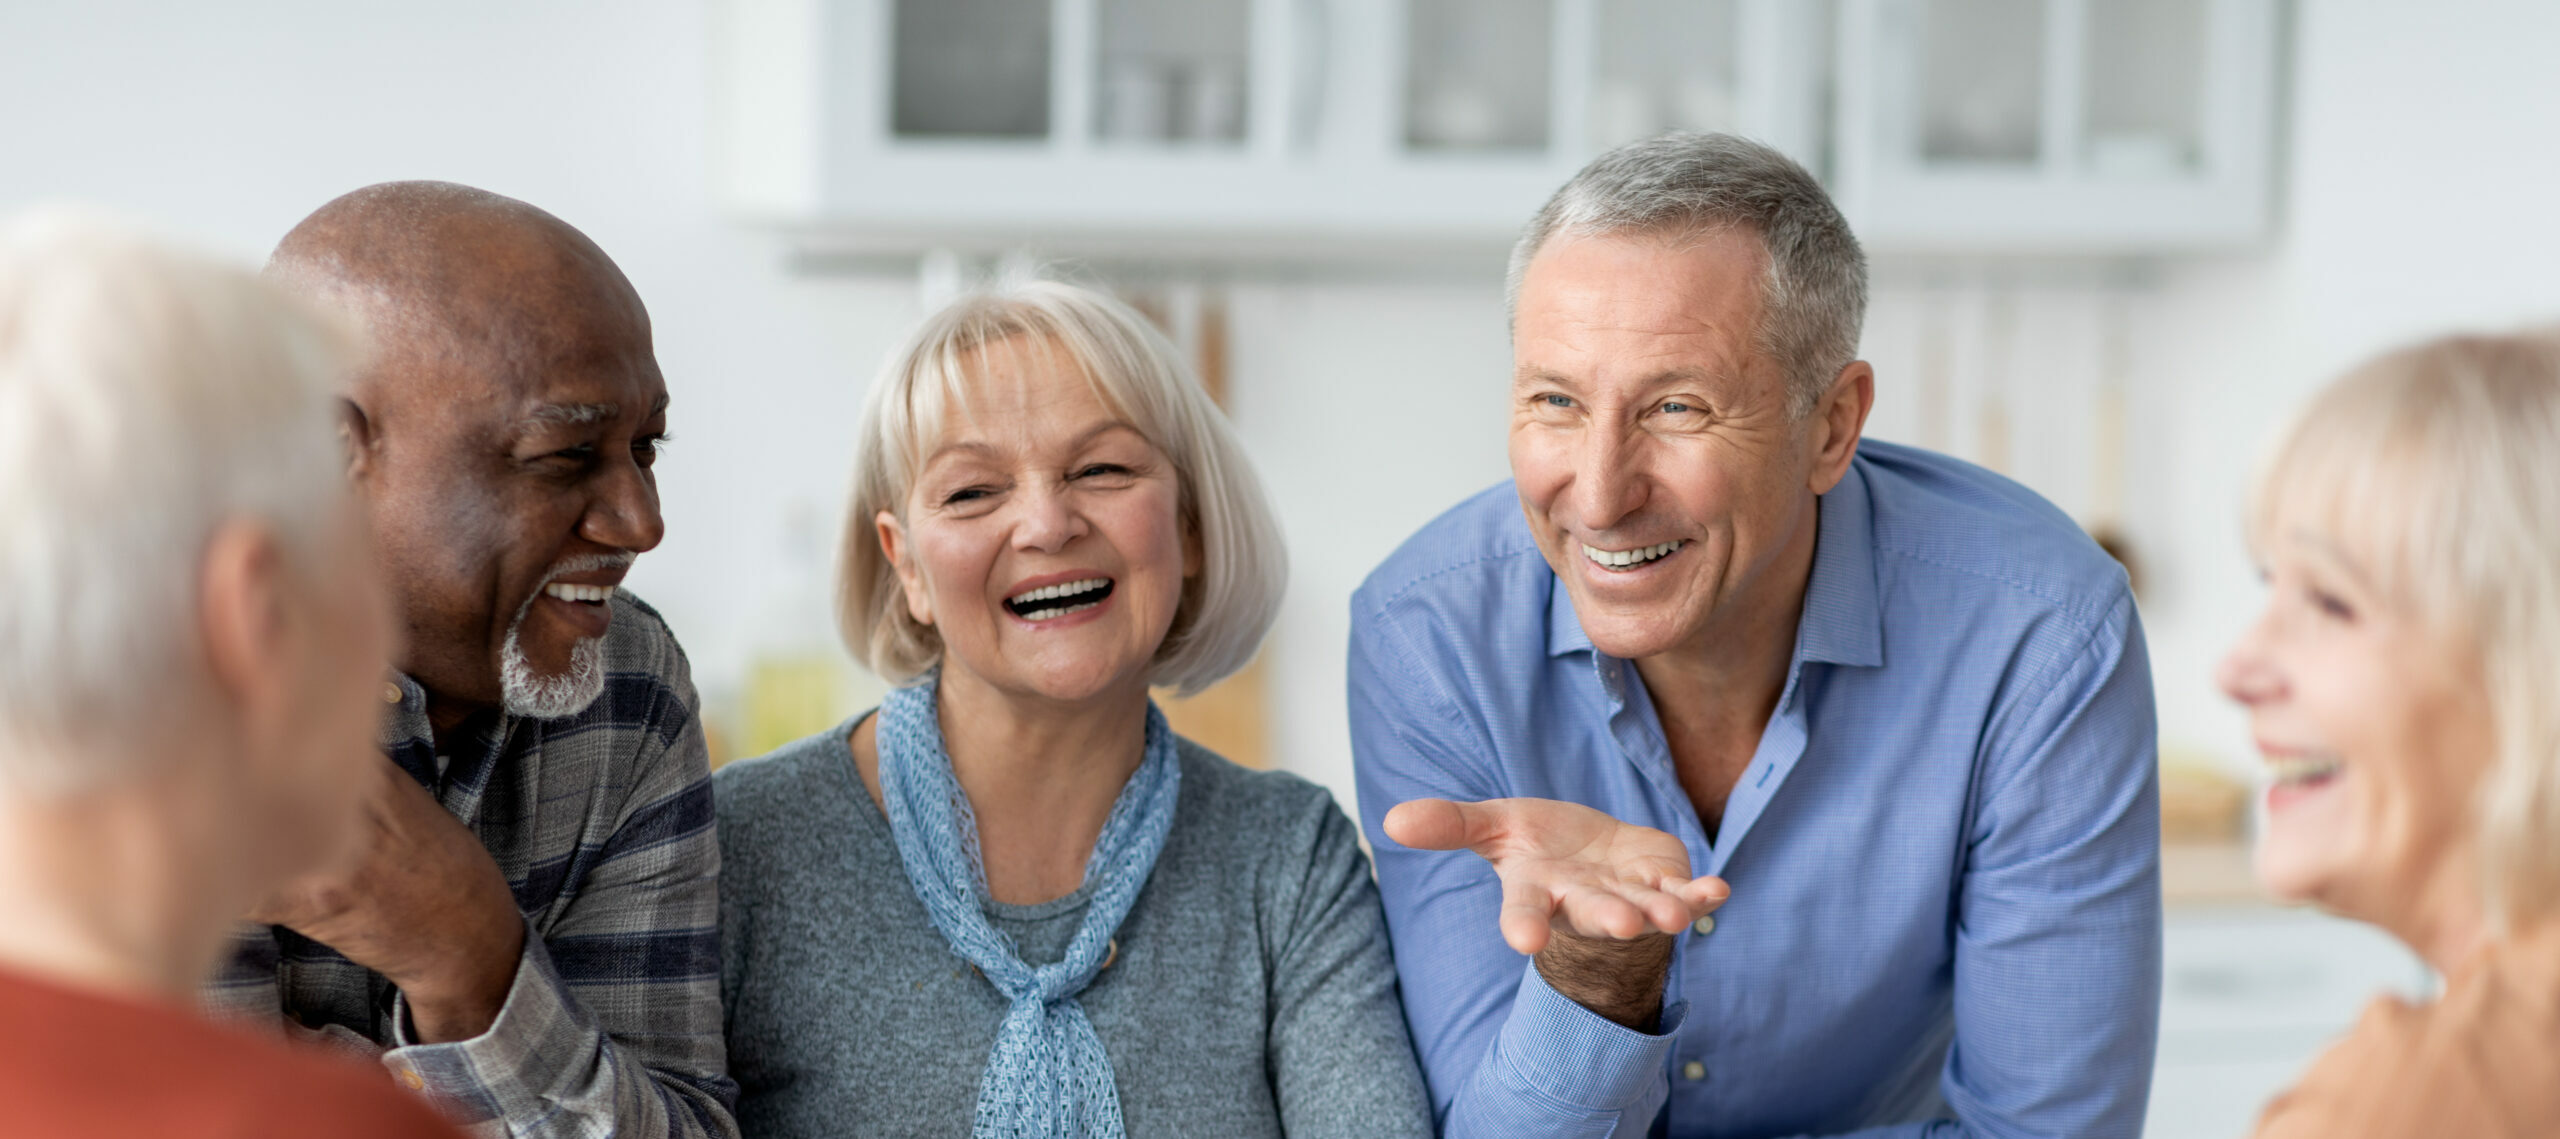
1590,0,1742,149
2081,0,2208,176
1835,0,2279,251
1403,0,1556,152
1581,0,1828,173
1095,0,1253,145
1914,0,2044,165
891,0,1053,139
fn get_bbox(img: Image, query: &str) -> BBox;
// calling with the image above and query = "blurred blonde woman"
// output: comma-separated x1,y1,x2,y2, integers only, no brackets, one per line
714,280,1432,1138
2221,329,2560,1136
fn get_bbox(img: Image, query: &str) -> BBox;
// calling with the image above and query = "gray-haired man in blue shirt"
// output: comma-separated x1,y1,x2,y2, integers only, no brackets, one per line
1353,134,2160,1136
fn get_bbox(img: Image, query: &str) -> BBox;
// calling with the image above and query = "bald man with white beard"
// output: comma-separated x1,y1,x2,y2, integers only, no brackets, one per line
204,182,735,1139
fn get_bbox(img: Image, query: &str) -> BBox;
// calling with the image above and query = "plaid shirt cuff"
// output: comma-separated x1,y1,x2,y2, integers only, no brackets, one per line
383,916,586,1125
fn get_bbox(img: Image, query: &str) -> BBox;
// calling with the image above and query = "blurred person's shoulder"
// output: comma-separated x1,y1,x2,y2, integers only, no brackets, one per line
1854,439,2131,632
2251,928,2560,1139
0,966,463,1139
1352,480,1551,632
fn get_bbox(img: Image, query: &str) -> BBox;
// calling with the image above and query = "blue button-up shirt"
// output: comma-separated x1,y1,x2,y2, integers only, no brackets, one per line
1350,441,2160,1138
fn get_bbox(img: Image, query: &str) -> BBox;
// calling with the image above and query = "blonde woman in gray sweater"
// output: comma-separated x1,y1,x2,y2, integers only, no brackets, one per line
714,281,1433,1138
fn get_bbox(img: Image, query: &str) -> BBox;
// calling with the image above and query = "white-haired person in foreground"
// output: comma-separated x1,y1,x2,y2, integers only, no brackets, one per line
2224,329,2560,1137
0,212,459,1137
715,280,1433,1138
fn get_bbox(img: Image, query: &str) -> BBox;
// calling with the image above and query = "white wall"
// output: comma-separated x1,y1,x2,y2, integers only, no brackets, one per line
1226,278,1516,806
0,0,920,715
8,0,2560,811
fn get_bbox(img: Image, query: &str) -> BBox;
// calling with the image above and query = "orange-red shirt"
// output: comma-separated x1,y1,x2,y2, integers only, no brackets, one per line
0,964,463,1139
2254,924,2560,1138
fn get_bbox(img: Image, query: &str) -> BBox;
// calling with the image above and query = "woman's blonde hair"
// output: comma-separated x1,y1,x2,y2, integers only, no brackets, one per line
838,279,1286,697
2248,328,2560,927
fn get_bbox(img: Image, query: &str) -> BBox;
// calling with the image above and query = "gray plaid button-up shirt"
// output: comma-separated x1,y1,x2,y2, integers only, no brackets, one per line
207,592,736,1138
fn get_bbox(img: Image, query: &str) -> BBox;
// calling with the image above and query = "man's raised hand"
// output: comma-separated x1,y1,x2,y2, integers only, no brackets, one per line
1383,797,1729,955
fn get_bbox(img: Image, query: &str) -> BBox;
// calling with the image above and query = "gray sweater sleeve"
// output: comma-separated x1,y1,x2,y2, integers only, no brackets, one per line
1265,795,1436,1139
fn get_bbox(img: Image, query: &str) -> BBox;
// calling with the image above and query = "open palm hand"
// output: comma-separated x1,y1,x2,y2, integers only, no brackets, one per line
1384,797,1729,955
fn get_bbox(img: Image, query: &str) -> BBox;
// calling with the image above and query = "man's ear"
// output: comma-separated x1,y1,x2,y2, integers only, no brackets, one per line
1806,360,1875,496
876,509,933,627
337,396,379,483
197,520,295,738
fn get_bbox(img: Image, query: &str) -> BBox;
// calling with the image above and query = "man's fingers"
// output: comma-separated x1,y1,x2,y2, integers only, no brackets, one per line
1685,875,1732,912
1556,888,1651,941
1562,878,1730,939
1618,883,1697,935
1497,874,1556,955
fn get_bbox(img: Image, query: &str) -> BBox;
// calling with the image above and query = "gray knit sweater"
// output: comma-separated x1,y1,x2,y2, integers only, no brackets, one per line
714,715,1434,1138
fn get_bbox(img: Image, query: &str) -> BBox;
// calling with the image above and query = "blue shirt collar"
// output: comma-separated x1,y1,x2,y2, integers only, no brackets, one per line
1545,459,1885,670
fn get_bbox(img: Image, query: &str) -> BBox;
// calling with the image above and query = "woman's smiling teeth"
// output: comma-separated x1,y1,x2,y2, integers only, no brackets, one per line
1005,577,1114,621
1582,540,1683,570
543,583,613,604
2267,754,2344,789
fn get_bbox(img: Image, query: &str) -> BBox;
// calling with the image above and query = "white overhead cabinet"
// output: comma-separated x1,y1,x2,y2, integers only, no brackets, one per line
1833,0,2280,252
714,0,2279,258
713,0,1828,259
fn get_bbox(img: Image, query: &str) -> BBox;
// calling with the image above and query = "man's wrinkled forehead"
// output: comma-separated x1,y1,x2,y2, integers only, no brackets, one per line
511,391,671,434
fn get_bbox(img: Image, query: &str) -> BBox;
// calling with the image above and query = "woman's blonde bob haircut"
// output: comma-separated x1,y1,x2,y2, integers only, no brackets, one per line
2247,328,2560,927
839,279,1286,697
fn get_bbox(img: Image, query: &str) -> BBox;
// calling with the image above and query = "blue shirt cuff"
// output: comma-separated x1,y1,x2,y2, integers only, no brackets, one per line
1490,959,1686,1112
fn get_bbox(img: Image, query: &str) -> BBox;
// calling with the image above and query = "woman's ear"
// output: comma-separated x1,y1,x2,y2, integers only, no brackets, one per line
876,509,933,627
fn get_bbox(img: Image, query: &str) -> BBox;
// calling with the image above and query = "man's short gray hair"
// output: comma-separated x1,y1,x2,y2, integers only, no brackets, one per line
1507,132,1869,416
0,210,358,794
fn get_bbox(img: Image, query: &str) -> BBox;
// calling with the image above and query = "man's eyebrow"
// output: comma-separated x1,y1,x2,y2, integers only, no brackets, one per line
1512,367,1724,390
527,402,618,427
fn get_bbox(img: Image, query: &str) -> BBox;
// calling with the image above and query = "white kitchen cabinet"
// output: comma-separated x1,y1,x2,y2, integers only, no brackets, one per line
1833,0,2282,253
711,0,1829,259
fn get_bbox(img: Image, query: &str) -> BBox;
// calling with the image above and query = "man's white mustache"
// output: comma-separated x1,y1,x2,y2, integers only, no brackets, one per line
539,552,637,588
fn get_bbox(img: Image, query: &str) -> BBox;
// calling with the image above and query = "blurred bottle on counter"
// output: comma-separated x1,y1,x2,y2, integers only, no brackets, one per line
736,500,888,764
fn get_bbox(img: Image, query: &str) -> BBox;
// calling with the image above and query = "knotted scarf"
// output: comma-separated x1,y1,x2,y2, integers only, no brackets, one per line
874,672,1182,1138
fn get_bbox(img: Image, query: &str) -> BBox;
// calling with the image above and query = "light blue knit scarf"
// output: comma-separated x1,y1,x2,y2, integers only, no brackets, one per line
874,672,1181,1139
